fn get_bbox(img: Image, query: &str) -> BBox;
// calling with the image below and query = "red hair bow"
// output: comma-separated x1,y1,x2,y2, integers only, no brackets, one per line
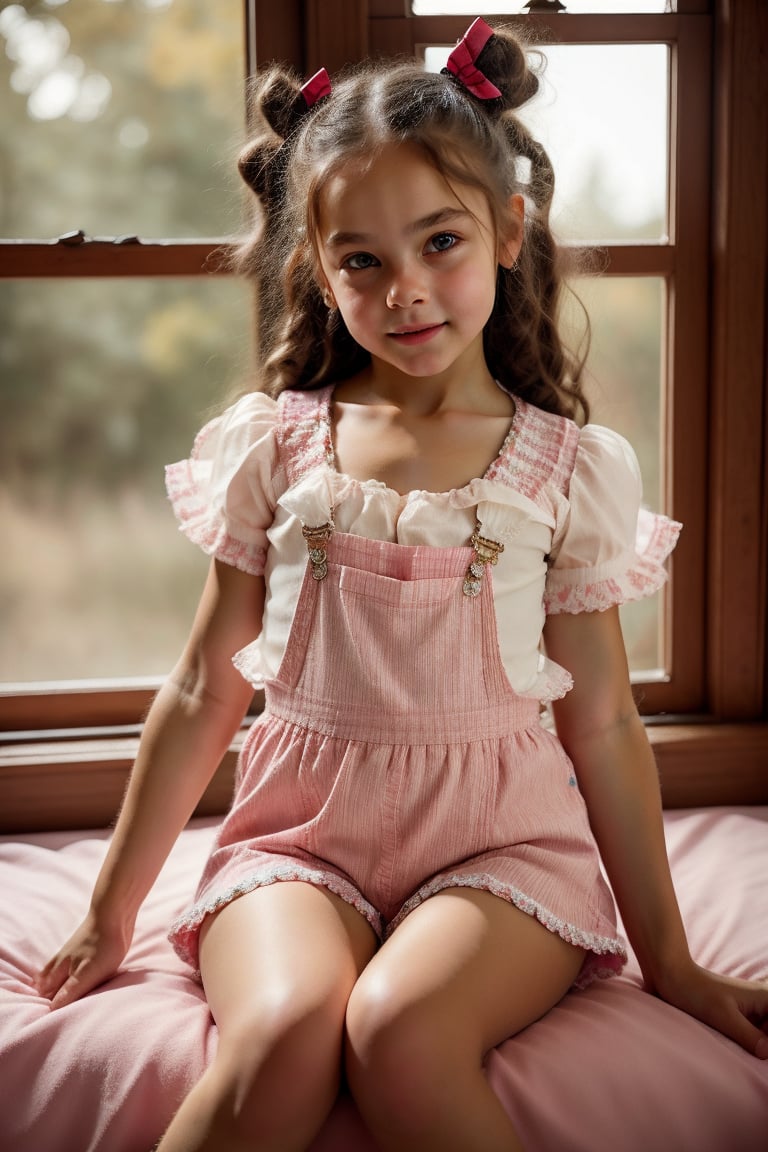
444,17,502,101
300,68,332,109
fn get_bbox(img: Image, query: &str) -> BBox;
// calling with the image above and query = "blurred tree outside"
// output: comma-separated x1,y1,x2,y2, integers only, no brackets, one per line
0,0,252,682
556,161,666,674
0,0,244,238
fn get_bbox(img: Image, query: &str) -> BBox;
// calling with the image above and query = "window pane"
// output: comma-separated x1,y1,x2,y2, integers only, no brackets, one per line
0,277,252,684
0,0,244,239
424,43,669,243
562,276,666,673
413,3,670,13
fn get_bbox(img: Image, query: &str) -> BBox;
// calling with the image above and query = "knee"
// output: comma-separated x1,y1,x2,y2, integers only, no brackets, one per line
345,975,467,1120
211,993,344,1139
225,988,344,1087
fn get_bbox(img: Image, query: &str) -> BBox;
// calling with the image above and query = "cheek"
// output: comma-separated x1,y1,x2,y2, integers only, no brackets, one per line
336,289,374,332
450,261,497,317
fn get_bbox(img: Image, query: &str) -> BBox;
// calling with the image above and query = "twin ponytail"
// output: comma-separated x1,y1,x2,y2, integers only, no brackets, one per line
235,67,331,359
441,16,540,118
238,67,330,207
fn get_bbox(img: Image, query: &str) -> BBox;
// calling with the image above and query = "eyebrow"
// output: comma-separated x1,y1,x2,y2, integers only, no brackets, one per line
324,207,471,249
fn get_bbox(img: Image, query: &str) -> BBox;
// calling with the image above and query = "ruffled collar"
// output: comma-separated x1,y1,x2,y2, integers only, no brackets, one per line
277,466,556,538
277,382,578,510
316,383,527,502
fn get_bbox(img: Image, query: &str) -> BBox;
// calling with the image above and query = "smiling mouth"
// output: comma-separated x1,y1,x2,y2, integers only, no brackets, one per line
387,323,446,344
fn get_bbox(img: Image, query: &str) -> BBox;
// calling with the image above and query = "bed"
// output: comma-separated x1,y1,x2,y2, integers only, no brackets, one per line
0,796,766,1151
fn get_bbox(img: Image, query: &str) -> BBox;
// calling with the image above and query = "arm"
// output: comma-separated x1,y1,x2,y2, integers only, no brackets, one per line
38,557,264,1008
544,607,768,1059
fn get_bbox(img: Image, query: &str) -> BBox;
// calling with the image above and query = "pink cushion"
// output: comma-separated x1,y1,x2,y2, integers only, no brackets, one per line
1,808,766,1151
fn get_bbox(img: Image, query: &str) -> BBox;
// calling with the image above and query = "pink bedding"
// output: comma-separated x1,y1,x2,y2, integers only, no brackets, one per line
1,807,766,1151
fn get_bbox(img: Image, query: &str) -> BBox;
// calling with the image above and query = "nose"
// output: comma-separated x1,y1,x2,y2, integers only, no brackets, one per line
386,261,428,309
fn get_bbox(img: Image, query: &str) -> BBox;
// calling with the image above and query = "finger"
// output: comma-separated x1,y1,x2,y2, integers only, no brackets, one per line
50,952,119,1010
36,955,69,998
37,954,56,980
718,1001,768,1060
49,963,98,1011
50,976,83,1010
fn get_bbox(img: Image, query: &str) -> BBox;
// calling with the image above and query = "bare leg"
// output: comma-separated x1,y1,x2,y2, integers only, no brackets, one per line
345,888,584,1152
157,881,377,1152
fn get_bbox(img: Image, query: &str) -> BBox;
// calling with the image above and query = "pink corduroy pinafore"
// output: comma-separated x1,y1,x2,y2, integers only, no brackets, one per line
169,395,627,988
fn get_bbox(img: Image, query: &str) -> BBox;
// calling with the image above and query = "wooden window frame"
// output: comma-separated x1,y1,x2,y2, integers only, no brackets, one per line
1,0,766,827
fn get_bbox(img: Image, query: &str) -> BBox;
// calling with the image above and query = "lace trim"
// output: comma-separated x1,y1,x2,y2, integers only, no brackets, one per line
168,863,383,971
385,871,627,990
231,639,266,688
544,513,682,615
485,400,580,501
276,387,336,487
165,461,266,576
277,388,579,505
522,656,574,703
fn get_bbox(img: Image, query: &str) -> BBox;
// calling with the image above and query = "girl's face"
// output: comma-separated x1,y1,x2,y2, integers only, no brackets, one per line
316,142,522,388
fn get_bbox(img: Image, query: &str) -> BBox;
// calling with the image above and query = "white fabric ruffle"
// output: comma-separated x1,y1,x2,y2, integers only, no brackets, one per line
544,424,682,614
165,392,280,575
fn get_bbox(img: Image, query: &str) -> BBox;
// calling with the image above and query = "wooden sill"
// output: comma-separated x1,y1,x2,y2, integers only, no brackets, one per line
647,723,768,808
0,731,241,835
0,722,766,835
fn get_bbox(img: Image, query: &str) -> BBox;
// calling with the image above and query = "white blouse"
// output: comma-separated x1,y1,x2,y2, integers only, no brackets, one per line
166,389,681,702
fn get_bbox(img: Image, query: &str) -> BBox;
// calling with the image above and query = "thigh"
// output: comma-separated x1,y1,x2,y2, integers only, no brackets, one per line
199,881,378,1040
349,887,584,1058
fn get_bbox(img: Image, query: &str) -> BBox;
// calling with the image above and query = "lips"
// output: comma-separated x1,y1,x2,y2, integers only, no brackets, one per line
387,323,446,346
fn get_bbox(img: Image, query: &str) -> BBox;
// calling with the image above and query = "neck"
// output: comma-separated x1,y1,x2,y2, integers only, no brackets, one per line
360,351,502,417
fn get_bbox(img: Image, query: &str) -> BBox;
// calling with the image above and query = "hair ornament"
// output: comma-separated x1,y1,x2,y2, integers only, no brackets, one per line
442,17,502,102
299,68,332,111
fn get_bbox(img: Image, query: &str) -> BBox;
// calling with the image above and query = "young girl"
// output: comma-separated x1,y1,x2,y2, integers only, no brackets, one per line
39,18,768,1152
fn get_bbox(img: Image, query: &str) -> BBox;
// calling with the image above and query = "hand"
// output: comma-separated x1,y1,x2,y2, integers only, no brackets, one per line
36,909,134,1010
655,961,768,1059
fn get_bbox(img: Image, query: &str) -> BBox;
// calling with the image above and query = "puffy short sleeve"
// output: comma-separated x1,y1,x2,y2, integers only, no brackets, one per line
164,392,279,575
544,424,682,614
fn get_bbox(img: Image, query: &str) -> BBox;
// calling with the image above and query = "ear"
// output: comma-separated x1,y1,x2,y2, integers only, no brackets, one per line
315,272,337,310
498,193,525,269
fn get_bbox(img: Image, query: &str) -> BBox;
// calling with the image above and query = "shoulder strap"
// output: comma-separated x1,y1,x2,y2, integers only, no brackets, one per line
275,385,335,486
486,400,579,501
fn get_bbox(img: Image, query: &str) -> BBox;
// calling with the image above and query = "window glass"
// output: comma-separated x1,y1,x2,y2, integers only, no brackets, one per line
424,42,669,243
562,276,666,673
0,277,252,684
0,0,244,239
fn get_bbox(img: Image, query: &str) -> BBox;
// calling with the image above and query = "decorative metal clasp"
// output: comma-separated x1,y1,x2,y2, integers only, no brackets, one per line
463,526,504,597
302,521,334,581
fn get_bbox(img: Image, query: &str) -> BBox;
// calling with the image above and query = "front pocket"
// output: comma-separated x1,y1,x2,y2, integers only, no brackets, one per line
332,563,496,716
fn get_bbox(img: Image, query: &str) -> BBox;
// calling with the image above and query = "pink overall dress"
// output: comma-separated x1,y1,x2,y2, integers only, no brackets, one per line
169,394,627,988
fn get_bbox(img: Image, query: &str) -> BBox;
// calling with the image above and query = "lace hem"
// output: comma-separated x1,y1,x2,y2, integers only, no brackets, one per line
165,460,266,576
385,871,627,990
231,640,266,689
168,863,383,972
544,510,682,615
521,655,574,703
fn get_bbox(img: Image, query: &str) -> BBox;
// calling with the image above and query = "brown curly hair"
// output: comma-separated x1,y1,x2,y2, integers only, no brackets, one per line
234,24,590,423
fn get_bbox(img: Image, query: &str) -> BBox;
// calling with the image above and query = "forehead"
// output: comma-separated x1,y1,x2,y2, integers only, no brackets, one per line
315,142,493,237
